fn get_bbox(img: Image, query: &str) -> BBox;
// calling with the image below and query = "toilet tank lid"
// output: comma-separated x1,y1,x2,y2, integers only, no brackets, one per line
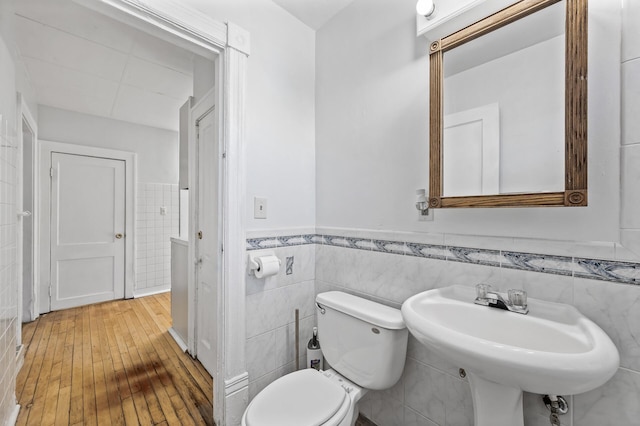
316,291,406,330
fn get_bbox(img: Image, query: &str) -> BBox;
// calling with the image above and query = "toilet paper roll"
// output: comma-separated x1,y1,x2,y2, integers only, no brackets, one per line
254,255,280,278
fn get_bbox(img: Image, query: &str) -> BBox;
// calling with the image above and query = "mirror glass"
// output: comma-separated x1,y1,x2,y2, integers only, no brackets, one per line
442,1,566,197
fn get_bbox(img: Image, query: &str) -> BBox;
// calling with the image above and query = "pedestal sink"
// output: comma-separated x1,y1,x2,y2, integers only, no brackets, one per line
401,285,619,426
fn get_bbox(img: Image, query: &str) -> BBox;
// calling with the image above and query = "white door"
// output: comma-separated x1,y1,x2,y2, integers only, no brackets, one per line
50,152,126,311
443,103,500,197
195,107,219,376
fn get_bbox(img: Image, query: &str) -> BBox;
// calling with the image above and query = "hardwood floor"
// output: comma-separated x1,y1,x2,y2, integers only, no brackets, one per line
15,292,214,426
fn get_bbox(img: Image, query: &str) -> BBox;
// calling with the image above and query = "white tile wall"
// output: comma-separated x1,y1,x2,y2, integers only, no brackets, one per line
621,0,640,256
0,115,18,422
622,58,640,146
135,183,178,294
622,0,640,62
245,235,317,401
313,229,640,426
617,22,640,425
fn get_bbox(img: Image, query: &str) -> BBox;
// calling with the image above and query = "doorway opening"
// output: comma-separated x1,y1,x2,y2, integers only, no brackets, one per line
12,0,249,423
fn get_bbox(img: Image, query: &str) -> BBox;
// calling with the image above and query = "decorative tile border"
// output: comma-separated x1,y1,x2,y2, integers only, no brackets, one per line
574,258,640,285
502,251,574,277
246,234,640,285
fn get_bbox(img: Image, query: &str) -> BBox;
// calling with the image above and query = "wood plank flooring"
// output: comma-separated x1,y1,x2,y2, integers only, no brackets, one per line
16,292,214,426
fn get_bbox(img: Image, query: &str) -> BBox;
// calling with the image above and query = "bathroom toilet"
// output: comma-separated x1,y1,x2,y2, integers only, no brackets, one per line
242,291,408,426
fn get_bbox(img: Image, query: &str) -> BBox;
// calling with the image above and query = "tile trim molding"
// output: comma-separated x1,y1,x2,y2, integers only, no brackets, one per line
246,234,640,286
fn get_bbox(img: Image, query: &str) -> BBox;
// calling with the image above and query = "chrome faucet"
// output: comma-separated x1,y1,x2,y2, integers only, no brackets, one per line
474,284,529,315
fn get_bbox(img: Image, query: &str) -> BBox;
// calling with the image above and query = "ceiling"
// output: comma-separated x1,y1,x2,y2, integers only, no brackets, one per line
13,0,354,132
272,0,356,30
14,0,195,132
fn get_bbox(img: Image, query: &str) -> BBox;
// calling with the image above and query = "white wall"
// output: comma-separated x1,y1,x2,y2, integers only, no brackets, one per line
0,10,20,425
186,0,316,231
316,0,620,244
245,231,316,401
37,105,179,183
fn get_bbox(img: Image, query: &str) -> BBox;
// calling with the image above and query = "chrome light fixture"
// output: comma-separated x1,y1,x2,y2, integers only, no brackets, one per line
416,189,429,215
416,0,436,18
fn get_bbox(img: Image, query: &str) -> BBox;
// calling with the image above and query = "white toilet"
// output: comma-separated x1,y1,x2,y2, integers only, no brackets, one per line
242,291,408,426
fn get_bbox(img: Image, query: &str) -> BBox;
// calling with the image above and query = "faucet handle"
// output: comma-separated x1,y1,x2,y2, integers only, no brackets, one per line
508,289,527,308
476,283,493,299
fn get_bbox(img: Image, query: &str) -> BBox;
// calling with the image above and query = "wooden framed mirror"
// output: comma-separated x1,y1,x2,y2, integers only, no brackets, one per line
428,0,587,208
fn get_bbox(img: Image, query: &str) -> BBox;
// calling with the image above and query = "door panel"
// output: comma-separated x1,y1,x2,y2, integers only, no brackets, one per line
57,257,114,299
58,162,119,244
50,153,125,311
196,108,218,376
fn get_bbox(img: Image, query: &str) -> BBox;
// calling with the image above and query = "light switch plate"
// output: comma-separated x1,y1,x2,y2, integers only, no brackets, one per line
254,197,267,219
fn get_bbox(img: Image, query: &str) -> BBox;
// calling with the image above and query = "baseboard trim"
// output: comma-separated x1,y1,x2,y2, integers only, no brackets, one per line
133,286,171,298
168,327,188,352
7,403,20,425
225,372,249,395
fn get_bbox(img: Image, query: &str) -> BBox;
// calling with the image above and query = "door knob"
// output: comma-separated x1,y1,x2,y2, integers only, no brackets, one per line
115,233,124,239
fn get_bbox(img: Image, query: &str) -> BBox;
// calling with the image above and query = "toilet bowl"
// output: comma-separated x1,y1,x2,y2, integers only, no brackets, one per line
242,291,408,426
241,369,363,426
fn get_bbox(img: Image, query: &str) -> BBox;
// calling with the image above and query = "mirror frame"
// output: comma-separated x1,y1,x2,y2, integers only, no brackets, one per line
428,0,587,208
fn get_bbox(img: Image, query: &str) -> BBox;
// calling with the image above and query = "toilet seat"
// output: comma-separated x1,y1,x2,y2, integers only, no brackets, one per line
244,369,350,426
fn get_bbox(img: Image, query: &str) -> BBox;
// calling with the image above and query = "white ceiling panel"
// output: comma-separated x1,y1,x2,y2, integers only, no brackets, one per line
13,0,359,135
14,0,136,53
131,31,195,76
15,16,128,82
272,0,356,30
112,85,184,131
23,57,119,118
122,57,192,100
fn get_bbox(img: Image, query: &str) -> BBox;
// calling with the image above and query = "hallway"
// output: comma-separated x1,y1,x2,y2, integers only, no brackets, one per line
15,293,214,426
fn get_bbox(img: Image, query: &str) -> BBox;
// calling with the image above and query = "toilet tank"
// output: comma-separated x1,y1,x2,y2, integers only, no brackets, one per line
316,291,408,390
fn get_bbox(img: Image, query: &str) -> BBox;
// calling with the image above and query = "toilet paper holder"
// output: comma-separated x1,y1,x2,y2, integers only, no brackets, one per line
248,252,282,277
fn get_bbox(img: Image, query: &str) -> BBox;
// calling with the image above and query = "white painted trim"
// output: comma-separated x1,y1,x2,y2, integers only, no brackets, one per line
38,141,137,314
16,94,39,334
133,286,171,298
168,327,189,352
224,388,249,426
227,22,251,56
7,403,20,426
220,45,249,425
224,372,249,395
73,0,227,58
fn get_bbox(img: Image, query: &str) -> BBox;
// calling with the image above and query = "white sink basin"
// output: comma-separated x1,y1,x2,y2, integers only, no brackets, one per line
401,285,619,426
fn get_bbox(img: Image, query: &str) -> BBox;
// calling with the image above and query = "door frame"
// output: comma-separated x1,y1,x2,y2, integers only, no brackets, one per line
16,94,38,327
39,141,136,314
71,1,250,424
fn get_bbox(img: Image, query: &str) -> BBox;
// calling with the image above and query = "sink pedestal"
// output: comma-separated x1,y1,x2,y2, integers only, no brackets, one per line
468,373,523,426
